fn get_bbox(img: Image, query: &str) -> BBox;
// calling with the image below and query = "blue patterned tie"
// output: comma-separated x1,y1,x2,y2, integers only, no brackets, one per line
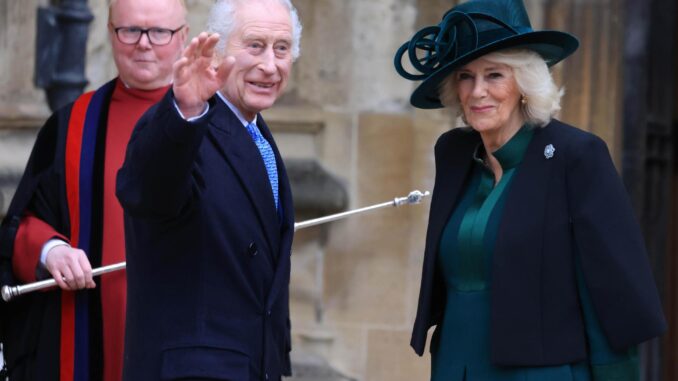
246,122,279,210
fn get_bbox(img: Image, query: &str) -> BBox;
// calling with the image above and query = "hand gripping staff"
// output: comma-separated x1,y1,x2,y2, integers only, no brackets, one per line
2,190,430,302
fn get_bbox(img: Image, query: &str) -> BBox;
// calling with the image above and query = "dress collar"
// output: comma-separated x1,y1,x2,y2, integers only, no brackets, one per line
473,124,535,170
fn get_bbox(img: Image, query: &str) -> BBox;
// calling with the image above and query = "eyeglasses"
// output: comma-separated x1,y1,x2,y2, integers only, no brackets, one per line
113,25,185,46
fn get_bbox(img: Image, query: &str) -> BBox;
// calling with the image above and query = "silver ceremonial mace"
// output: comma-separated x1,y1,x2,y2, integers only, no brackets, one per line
2,190,430,302
293,189,430,231
1,262,127,302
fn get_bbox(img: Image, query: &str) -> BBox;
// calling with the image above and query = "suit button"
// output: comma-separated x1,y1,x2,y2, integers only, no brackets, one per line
248,242,258,257
265,373,269,380
267,310,272,316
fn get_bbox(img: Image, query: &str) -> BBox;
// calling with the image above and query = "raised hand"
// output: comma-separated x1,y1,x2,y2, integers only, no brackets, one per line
45,245,96,291
173,32,235,118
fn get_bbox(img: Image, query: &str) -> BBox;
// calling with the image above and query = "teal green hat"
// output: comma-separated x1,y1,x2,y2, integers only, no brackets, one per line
394,0,579,109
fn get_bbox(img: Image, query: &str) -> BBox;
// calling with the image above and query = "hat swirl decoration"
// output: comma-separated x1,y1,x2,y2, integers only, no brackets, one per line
394,11,521,80
394,11,480,81
394,0,579,109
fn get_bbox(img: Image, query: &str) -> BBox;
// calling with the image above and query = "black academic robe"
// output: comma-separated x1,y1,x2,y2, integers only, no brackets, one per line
0,81,116,380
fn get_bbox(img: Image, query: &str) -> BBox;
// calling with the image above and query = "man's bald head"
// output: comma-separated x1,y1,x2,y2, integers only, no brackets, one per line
108,0,187,18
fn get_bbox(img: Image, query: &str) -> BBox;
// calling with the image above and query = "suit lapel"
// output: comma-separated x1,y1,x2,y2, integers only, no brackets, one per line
207,102,281,260
257,117,295,310
426,131,479,257
206,100,295,309
257,117,293,230
254,117,285,256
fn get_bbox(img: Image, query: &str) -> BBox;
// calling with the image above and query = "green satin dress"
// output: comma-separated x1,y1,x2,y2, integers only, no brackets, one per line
431,126,638,381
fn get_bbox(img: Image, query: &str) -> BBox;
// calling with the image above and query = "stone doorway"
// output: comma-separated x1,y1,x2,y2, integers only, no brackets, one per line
621,0,677,380
664,27,678,381
667,122,678,380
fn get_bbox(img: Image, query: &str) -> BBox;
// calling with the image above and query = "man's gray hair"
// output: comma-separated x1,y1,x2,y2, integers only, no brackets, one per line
439,49,564,127
207,0,303,60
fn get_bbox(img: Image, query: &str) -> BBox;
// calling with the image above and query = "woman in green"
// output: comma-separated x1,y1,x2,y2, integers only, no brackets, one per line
394,0,666,380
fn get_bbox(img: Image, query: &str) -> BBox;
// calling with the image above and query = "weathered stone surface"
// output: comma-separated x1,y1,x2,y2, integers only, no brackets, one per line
286,159,348,220
366,329,430,381
285,350,357,381
0,128,41,217
0,0,50,120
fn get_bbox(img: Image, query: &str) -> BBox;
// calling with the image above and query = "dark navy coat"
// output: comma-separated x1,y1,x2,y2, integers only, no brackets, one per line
411,119,666,365
117,91,294,381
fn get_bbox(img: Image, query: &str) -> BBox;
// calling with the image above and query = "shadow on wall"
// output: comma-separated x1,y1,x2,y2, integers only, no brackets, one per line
286,158,349,220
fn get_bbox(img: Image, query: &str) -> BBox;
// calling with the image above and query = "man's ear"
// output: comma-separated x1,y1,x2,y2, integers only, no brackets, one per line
106,22,116,43
176,23,189,47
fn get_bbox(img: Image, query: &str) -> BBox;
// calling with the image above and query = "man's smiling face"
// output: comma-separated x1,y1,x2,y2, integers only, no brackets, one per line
221,0,293,120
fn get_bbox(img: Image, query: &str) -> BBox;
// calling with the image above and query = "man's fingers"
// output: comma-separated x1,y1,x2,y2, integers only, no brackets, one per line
52,270,69,290
67,249,92,290
45,246,94,290
173,57,190,83
192,32,212,60
177,33,217,78
71,265,87,289
182,36,200,61
201,33,221,59
77,254,96,289
63,257,89,290
173,31,224,109
59,267,76,291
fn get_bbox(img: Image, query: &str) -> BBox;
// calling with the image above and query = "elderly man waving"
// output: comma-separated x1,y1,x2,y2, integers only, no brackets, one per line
116,0,302,380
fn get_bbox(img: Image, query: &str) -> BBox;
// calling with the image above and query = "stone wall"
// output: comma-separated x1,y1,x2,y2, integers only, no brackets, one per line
0,0,49,213
0,1,624,380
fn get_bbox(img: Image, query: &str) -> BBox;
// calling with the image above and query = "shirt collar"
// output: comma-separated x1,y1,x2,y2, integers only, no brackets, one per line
216,91,257,127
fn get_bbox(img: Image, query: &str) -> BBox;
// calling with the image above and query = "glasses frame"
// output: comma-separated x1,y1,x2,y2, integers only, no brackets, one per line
112,24,186,46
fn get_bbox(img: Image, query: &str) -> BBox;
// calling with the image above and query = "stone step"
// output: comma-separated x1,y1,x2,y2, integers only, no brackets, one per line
285,351,357,381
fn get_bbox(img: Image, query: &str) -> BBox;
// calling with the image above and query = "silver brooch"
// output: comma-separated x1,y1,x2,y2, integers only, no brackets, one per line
544,144,555,159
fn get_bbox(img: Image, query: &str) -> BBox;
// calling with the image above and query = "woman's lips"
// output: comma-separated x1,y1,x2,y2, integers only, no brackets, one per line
470,105,494,112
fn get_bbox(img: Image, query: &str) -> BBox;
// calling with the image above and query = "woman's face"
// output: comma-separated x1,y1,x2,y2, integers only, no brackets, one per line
455,57,523,136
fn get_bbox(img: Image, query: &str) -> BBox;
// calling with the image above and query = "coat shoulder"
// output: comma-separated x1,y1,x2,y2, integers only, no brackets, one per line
435,126,479,152
543,119,605,146
541,119,610,162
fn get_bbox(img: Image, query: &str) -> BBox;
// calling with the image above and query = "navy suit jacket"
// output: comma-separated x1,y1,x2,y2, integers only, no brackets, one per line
411,119,666,365
116,91,294,381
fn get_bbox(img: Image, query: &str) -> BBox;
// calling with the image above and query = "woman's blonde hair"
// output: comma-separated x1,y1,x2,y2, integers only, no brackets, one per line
439,49,564,127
